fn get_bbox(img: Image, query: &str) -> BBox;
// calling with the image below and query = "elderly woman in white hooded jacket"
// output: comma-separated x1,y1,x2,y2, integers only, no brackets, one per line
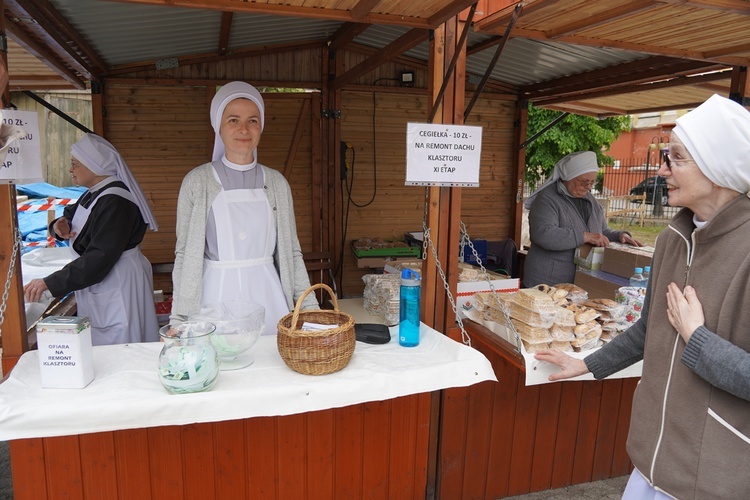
23,134,159,346
170,81,317,336
535,95,750,500
523,151,641,287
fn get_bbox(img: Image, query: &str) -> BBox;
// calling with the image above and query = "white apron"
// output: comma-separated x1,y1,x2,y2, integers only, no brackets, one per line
202,171,288,336
70,183,159,346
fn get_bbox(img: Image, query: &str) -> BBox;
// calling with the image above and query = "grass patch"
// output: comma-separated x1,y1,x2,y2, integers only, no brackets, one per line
614,223,667,247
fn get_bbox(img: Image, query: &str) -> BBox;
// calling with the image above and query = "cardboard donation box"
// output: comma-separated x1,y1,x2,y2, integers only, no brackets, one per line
574,244,604,271
574,269,630,300
37,316,94,389
601,243,655,278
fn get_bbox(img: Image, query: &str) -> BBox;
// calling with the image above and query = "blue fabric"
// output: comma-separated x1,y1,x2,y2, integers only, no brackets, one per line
17,183,82,253
17,183,85,200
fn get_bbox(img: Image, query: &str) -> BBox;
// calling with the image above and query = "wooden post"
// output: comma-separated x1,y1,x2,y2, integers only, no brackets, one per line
512,99,528,245
423,16,469,500
423,17,466,335
0,0,29,374
729,65,749,109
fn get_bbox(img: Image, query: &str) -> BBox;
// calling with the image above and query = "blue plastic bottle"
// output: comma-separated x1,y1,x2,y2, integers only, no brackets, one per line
399,269,421,347
629,267,647,288
642,265,651,286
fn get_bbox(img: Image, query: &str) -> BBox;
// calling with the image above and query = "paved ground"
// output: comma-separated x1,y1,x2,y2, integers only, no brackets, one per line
505,476,629,499
0,441,11,500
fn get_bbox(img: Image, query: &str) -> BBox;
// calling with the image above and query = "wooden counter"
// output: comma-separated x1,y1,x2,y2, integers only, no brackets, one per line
436,320,638,498
4,327,494,499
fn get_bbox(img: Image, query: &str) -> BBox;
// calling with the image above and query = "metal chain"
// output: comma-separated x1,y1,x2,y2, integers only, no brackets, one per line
422,221,471,346
458,222,521,350
419,189,521,349
421,187,471,346
0,228,22,334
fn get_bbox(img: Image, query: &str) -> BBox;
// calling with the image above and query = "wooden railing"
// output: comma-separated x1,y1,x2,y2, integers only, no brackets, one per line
604,193,647,227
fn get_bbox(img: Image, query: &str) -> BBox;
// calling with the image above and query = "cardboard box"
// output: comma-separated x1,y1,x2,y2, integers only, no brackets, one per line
574,244,605,271
37,316,94,389
574,269,630,300
601,244,654,278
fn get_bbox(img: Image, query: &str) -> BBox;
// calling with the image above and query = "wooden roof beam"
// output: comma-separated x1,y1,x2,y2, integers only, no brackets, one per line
500,27,750,66
653,0,750,16
218,12,233,56
6,0,107,78
4,21,86,89
106,39,326,77
524,56,721,96
531,69,732,106
328,22,370,52
109,0,433,28
428,0,482,27
467,35,503,56
546,0,659,39
474,0,562,32
331,28,429,90
350,0,382,20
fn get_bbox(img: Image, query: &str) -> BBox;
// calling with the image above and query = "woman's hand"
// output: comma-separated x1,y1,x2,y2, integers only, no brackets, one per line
23,278,49,303
534,349,590,381
620,233,644,247
666,283,704,343
584,232,610,247
52,217,76,240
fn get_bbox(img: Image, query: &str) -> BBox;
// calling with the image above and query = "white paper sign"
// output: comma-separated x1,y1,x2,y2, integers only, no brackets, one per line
405,122,482,187
0,110,43,184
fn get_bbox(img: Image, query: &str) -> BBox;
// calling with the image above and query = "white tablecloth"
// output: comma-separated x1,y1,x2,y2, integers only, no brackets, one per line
0,323,496,440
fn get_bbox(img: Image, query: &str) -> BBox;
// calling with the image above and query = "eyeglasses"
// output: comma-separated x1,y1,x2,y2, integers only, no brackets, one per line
664,154,692,170
576,178,597,188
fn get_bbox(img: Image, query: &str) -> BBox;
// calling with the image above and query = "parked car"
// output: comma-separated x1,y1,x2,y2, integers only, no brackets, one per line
630,176,669,206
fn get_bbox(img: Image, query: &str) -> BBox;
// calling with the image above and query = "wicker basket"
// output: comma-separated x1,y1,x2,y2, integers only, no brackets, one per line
277,283,355,375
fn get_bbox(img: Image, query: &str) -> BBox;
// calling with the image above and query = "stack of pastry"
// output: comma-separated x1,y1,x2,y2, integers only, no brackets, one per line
566,303,603,351
473,285,607,353
581,298,628,341
553,283,589,304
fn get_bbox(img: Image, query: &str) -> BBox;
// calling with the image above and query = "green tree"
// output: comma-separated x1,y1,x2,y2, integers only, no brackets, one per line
525,104,630,188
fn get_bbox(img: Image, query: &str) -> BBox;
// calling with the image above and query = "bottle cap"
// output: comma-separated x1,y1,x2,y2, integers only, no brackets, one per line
644,266,651,272
634,267,643,274
401,268,421,286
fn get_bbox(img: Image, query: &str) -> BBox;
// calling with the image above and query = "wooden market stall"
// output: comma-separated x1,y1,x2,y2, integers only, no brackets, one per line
1,1,750,499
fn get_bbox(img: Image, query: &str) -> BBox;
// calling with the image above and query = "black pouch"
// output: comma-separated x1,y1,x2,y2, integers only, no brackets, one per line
354,323,392,344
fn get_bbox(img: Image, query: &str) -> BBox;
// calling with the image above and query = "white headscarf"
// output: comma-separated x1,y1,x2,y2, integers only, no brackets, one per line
210,81,265,162
673,94,750,196
71,133,158,231
523,151,599,209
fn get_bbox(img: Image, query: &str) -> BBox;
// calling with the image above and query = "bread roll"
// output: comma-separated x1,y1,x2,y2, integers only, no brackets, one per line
574,320,600,337
554,283,588,304
566,304,600,324
534,284,569,301
582,298,620,311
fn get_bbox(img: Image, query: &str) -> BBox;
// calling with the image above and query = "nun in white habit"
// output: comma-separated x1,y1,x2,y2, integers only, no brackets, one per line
24,133,159,346
170,81,317,335
523,150,641,287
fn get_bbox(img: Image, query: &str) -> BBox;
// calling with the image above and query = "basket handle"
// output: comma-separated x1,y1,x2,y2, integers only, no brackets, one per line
290,283,340,327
